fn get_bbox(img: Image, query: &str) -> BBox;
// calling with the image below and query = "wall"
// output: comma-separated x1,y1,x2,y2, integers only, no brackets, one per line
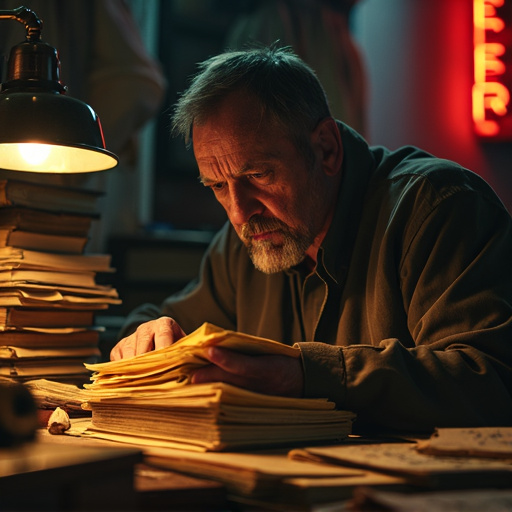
352,0,512,212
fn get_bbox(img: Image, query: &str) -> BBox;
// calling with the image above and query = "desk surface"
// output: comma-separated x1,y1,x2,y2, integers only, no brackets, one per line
0,437,142,511
7,428,512,512
1,430,228,511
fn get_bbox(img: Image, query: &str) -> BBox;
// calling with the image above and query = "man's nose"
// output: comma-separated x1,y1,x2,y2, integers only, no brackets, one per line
226,181,263,226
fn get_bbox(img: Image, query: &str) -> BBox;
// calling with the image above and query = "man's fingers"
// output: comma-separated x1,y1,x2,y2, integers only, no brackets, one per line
109,343,125,361
133,322,157,355
154,318,185,351
110,317,186,361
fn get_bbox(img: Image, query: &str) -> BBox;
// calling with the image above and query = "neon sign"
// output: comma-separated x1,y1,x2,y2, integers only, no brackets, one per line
473,0,512,139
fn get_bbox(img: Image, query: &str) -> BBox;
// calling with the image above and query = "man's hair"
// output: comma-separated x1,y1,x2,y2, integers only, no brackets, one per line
171,44,332,152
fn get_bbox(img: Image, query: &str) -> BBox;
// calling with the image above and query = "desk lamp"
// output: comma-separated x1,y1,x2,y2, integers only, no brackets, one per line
0,5,118,173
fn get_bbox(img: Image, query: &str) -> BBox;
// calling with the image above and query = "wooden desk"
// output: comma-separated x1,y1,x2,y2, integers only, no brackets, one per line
10,427,512,512
5,431,229,511
0,438,142,511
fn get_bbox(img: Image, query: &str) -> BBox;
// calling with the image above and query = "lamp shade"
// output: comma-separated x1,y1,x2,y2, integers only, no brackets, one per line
0,91,119,173
0,7,119,173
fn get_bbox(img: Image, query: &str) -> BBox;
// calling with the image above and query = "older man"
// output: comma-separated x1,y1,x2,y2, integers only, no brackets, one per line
111,46,512,433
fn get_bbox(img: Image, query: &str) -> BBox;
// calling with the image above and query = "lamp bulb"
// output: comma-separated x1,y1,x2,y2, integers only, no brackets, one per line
18,143,51,166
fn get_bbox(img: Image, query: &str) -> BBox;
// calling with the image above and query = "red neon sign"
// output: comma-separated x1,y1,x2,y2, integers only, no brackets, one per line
473,0,512,139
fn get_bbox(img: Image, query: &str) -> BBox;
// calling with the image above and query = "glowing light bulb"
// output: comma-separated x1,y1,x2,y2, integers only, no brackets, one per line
18,143,51,166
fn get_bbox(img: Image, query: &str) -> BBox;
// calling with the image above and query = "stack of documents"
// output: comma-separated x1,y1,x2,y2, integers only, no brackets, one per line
81,323,355,451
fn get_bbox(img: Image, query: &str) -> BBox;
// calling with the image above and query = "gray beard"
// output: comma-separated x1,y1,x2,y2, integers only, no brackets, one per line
241,216,312,274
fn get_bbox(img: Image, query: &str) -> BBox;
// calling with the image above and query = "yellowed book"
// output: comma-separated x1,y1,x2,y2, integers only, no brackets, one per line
80,381,354,452
0,269,97,288
0,247,113,272
25,379,88,414
0,344,101,359
0,229,88,254
0,283,121,308
0,307,95,328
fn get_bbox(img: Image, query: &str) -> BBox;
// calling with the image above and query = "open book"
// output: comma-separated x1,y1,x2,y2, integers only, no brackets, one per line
80,323,356,451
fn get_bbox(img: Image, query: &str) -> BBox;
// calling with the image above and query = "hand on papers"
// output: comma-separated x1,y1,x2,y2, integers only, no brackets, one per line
190,346,304,398
110,317,186,360
109,320,304,399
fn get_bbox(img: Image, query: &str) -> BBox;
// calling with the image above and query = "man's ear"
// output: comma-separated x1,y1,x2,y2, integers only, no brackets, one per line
311,117,343,176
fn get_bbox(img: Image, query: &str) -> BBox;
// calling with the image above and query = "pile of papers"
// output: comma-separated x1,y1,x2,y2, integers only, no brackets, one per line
80,323,356,451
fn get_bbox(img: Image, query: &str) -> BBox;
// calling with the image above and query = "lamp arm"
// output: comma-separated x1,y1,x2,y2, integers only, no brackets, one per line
0,6,42,42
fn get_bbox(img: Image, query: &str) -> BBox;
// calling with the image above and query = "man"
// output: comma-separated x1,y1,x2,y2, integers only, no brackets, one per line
111,45,512,434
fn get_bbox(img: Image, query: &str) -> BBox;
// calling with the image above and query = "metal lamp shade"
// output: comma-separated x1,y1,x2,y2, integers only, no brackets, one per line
0,91,118,173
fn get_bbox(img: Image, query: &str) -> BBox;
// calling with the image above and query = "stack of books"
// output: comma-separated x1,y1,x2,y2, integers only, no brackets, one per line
80,323,356,451
0,178,121,384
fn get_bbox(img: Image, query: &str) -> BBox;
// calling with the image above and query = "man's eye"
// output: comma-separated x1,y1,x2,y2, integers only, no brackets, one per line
247,170,272,184
209,182,225,191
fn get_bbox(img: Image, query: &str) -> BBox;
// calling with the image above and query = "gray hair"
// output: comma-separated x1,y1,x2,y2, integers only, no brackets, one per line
171,44,332,153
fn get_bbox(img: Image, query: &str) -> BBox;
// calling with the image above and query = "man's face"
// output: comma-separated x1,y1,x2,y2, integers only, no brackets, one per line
193,93,329,274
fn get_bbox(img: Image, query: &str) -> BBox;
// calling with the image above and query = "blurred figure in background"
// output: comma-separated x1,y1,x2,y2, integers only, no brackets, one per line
0,0,166,251
226,0,366,135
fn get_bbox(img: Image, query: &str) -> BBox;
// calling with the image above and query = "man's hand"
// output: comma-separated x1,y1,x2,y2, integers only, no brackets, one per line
191,347,304,398
110,317,186,361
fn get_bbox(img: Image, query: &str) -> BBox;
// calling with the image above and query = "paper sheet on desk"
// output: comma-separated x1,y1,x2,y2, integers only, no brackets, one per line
288,443,512,485
416,427,512,458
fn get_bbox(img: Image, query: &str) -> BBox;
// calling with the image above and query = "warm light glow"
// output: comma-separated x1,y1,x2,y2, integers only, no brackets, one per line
18,143,51,166
472,0,512,139
0,143,118,173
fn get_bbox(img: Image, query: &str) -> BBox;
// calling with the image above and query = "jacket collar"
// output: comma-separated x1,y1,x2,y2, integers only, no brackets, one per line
316,121,376,286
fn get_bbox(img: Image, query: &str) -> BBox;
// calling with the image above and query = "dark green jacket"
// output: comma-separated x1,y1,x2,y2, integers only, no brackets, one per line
121,122,512,433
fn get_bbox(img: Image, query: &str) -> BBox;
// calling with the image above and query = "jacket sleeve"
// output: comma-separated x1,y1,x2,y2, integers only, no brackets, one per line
298,172,512,432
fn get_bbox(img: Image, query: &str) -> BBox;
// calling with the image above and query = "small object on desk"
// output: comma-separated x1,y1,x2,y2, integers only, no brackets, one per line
0,379,37,447
47,406,70,435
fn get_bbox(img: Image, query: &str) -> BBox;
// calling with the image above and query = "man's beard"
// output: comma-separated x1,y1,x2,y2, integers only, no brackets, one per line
240,216,313,274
